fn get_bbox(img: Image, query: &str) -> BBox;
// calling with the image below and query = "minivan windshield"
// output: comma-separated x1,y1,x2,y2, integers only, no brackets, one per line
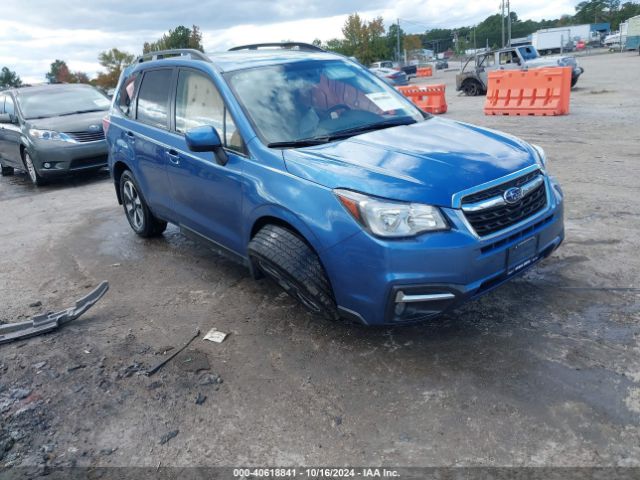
225,60,424,146
18,86,110,120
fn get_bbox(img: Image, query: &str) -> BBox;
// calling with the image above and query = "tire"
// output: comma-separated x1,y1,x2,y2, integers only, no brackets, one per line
248,224,340,321
462,79,483,96
23,151,46,186
0,164,14,176
571,76,578,88
119,170,167,237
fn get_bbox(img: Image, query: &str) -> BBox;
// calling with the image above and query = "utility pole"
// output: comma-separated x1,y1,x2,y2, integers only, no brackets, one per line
501,0,505,48
507,0,511,47
396,18,401,63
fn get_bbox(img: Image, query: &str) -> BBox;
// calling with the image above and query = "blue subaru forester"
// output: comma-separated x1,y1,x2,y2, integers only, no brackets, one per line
105,43,564,325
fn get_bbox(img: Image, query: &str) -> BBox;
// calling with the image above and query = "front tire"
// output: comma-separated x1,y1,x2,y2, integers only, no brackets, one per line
23,151,45,186
119,170,167,237
462,79,483,96
248,225,339,321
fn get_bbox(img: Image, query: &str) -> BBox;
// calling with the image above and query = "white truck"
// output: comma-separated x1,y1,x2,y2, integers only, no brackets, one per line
532,25,601,55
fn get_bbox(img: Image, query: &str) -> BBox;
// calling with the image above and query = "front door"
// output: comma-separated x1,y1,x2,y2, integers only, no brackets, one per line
0,95,22,167
164,68,246,255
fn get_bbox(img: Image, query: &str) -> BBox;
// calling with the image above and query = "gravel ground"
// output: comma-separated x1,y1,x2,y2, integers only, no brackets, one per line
0,51,639,471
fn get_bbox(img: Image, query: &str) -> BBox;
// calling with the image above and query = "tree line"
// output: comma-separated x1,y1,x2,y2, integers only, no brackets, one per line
1,1,639,90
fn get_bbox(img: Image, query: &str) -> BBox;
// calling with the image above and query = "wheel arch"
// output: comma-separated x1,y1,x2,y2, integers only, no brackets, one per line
112,160,131,204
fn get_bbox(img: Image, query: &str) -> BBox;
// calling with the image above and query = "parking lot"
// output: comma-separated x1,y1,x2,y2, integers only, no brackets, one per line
1,51,639,470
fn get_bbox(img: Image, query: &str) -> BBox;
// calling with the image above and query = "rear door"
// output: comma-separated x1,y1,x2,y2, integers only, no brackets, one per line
0,94,22,167
130,68,176,217
163,68,246,254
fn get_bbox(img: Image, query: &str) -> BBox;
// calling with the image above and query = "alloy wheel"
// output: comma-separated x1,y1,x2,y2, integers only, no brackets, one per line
122,180,144,231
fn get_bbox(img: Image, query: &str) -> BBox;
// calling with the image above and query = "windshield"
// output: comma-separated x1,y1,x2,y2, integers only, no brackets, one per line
18,86,110,120
224,60,424,145
518,46,539,60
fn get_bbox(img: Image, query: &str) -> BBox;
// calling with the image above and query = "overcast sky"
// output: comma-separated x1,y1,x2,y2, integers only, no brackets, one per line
1,0,577,83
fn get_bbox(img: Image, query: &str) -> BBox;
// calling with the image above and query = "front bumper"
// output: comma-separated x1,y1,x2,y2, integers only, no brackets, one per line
324,175,565,326
29,140,108,176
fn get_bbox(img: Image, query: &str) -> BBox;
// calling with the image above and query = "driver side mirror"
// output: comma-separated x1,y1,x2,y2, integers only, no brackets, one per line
185,125,228,166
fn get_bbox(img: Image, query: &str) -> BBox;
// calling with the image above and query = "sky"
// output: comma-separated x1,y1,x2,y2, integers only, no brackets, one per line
0,0,578,84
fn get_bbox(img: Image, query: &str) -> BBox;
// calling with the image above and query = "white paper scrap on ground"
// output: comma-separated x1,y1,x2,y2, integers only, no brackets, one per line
203,328,228,343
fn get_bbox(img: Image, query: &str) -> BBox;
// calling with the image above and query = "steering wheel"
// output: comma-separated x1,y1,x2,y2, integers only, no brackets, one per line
323,104,352,120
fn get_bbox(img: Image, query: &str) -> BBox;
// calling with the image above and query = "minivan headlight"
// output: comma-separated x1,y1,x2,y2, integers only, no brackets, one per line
532,144,547,171
335,189,449,238
28,129,74,143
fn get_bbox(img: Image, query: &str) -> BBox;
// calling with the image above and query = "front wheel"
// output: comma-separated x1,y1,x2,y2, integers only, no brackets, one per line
462,79,483,96
248,225,340,321
23,151,45,186
119,170,167,237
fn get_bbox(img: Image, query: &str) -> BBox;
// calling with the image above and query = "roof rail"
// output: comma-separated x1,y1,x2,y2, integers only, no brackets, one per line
134,49,211,64
228,42,325,53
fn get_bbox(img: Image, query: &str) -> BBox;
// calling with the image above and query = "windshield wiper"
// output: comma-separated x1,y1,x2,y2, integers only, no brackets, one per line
57,109,106,117
325,117,418,140
267,118,418,149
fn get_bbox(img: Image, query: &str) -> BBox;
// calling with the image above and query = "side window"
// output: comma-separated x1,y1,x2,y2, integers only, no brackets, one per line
0,95,5,114
175,69,245,154
5,95,15,118
136,69,173,129
116,72,140,118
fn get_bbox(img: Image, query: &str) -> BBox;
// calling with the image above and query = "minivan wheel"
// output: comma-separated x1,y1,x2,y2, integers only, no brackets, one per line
248,224,340,321
0,164,14,176
23,152,45,186
119,170,167,237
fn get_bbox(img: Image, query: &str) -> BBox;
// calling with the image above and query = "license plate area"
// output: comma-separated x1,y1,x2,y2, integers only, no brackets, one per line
507,236,539,275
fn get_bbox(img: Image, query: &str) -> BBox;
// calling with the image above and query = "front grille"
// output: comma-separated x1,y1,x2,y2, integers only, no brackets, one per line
462,172,548,237
69,155,108,169
64,130,105,142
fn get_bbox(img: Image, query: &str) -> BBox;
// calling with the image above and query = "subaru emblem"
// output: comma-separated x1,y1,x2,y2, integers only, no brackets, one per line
503,187,523,204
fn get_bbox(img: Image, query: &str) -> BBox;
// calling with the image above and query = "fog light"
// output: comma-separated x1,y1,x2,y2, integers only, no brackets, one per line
43,162,51,168
394,302,406,316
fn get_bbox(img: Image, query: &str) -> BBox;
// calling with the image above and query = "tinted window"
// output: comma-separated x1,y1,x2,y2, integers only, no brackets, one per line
0,95,4,114
117,71,140,118
175,70,244,153
136,69,172,129
17,86,110,120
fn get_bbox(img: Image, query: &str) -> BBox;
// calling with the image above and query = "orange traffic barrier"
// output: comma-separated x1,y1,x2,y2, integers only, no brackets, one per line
484,67,572,116
416,66,432,77
396,84,447,114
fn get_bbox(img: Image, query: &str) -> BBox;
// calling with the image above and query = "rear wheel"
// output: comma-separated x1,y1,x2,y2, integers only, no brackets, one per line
462,79,484,96
23,151,45,186
119,170,167,237
248,224,339,321
0,164,14,176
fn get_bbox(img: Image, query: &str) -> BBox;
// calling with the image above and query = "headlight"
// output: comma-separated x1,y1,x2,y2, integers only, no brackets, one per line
28,129,74,142
335,189,449,238
532,144,547,171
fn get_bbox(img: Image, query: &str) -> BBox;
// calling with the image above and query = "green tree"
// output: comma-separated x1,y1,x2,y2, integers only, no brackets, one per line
46,60,75,83
143,25,204,53
95,48,135,89
0,66,22,88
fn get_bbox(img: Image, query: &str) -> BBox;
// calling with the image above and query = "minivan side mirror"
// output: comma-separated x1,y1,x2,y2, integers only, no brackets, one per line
0,113,12,124
185,125,228,166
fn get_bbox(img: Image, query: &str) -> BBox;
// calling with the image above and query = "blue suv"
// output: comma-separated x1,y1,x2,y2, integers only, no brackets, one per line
105,44,564,325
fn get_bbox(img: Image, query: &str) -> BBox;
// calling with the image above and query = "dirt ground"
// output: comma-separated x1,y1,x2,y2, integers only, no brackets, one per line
1,51,639,472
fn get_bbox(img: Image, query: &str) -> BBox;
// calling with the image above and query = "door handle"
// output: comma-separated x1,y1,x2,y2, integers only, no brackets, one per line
166,149,180,165
125,131,136,143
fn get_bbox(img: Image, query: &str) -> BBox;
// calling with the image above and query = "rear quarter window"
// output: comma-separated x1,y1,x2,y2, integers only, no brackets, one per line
116,72,141,118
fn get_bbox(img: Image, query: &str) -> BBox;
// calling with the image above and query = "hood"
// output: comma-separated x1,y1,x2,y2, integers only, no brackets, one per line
25,111,107,132
526,55,577,68
283,117,538,207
